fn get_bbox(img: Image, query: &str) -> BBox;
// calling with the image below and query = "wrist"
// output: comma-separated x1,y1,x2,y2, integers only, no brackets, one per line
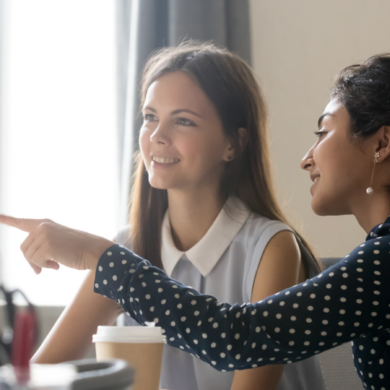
88,236,114,271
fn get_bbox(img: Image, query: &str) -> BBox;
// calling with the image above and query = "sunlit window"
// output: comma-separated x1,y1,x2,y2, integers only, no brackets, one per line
0,0,118,305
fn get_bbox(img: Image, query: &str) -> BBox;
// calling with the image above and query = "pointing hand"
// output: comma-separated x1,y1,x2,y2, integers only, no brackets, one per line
0,215,113,274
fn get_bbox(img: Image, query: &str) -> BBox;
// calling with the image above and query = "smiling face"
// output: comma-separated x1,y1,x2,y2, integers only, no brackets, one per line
300,99,374,216
139,71,232,193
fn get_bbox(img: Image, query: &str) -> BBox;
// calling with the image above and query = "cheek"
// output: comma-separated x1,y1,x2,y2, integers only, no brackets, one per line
184,127,226,158
180,137,222,168
314,138,342,175
181,140,204,159
314,140,361,189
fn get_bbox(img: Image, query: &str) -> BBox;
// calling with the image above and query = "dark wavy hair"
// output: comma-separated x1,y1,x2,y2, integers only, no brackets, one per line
331,53,390,138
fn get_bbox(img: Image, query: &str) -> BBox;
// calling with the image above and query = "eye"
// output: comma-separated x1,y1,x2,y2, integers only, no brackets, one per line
314,131,327,139
176,117,196,127
144,113,158,122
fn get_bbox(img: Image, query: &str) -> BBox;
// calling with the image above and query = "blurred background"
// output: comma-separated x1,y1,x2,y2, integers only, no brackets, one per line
0,0,390,309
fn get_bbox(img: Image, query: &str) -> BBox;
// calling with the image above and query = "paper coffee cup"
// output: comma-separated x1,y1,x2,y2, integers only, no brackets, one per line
93,325,166,390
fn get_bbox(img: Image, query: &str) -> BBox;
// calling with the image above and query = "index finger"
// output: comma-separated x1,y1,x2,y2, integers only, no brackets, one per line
0,214,44,233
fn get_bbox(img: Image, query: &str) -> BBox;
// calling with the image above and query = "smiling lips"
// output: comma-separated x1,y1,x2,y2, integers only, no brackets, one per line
152,156,180,164
310,173,320,183
309,176,320,196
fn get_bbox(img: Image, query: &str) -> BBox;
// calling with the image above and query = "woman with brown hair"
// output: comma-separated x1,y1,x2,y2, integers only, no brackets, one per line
0,42,325,390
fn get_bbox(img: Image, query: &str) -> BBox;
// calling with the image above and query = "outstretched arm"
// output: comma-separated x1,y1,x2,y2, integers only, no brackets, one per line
1,213,388,388
95,235,390,372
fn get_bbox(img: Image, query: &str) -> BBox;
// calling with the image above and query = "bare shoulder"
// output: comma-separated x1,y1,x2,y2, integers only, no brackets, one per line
264,230,300,257
251,230,302,301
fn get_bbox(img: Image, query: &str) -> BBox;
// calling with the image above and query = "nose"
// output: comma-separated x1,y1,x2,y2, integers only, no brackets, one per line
300,144,315,171
150,122,171,146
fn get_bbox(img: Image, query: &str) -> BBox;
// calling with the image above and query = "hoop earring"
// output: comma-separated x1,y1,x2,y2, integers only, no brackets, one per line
366,152,380,194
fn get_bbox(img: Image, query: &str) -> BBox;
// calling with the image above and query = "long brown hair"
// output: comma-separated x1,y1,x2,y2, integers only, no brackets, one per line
129,41,320,271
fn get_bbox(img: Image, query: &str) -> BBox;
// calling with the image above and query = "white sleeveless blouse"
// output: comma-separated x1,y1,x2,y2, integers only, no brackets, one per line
117,198,325,390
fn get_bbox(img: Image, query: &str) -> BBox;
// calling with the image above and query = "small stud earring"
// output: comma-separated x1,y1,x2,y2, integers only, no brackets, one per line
227,156,232,161
366,152,380,194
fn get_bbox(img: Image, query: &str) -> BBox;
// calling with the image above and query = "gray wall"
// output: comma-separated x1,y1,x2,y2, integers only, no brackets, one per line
250,0,390,257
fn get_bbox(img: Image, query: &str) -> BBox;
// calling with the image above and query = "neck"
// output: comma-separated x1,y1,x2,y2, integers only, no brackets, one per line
352,191,390,234
167,188,226,251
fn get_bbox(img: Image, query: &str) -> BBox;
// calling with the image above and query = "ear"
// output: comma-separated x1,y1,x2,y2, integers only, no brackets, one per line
222,128,248,162
374,125,390,162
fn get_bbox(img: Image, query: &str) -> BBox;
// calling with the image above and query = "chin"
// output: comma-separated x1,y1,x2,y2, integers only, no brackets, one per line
149,180,170,190
311,204,329,216
311,197,349,217
149,176,180,191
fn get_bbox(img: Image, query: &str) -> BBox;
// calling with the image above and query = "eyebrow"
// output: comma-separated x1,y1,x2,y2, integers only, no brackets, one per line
143,106,203,118
318,113,335,129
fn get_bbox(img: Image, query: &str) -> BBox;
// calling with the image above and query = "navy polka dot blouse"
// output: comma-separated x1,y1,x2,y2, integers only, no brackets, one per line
94,217,390,390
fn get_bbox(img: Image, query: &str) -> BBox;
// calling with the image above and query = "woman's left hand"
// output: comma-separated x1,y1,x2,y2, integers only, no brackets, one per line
0,215,113,274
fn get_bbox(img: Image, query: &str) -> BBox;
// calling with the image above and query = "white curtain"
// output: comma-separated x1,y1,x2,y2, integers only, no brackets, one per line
0,0,5,284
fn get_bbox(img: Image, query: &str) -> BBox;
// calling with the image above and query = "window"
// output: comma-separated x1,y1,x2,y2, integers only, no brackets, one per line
0,0,118,305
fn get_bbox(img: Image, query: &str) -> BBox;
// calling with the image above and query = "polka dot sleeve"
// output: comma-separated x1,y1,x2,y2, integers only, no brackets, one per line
94,221,390,388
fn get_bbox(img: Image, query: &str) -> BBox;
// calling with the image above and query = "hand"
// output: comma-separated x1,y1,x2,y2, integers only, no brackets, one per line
0,215,113,274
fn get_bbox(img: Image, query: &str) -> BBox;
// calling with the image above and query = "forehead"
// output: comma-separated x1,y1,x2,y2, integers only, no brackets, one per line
319,99,350,128
323,99,344,115
143,71,214,116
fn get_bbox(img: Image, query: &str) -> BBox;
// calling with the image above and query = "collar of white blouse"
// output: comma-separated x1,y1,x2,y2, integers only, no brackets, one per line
161,197,251,277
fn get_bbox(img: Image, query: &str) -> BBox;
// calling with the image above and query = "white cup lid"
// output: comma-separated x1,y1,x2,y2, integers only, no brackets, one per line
93,325,166,344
